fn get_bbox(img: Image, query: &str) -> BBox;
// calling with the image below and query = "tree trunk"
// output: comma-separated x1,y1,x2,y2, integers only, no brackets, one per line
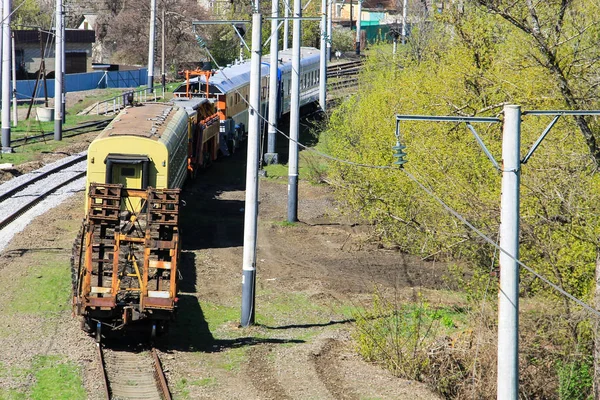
594,248,600,399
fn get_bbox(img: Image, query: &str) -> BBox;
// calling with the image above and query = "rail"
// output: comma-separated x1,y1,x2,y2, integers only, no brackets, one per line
12,120,110,148
98,344,171,400
0,153,87,230
326,60,362,94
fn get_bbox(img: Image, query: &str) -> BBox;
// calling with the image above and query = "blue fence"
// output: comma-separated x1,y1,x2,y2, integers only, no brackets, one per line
15,68,148,100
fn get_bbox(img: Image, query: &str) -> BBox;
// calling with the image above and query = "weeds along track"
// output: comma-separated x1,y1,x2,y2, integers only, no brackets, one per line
97,344,171,400
327,59,363,95
0,152,87,230
12,120,110,148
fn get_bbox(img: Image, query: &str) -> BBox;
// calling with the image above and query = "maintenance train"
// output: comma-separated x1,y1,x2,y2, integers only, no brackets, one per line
71,47,322,341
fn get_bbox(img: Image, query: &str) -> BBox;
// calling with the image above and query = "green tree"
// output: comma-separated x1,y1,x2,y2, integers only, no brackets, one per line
321,3,600,396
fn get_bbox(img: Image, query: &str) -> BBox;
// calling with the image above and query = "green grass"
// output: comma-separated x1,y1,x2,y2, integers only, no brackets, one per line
0,389,27,400
174,376,216,399
29,356,86,400
271,220,297,227
0,356,85,400
7,256,71,314
217,347,248,371
200,302,240,333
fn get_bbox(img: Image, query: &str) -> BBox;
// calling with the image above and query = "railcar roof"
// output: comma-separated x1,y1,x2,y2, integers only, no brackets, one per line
186,47,321,94
97,103,177,141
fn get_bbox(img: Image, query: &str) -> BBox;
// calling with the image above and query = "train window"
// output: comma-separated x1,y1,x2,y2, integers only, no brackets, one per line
121,167,135,177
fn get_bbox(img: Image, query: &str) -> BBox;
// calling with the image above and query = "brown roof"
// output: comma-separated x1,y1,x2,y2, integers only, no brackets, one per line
361,0,398,10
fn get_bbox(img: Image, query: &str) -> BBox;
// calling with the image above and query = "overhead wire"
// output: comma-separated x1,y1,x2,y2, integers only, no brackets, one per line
198,37,600,320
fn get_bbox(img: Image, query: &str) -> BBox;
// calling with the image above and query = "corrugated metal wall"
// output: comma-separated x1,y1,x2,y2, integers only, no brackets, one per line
15,69,149,100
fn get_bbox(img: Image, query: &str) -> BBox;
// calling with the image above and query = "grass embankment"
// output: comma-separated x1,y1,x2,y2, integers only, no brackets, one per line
0,217,87,399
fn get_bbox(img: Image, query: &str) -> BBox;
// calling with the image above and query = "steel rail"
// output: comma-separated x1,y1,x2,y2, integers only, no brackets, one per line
97,344,111,400
11,120,110,147
98,344,171,400
151,347,172,400
0,153,87,203
0,169,85,230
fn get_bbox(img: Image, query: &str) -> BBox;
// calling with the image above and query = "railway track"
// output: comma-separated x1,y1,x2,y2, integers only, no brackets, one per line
0,152,87,231
12,120,110,148
327,60,363,93
97,344,171,400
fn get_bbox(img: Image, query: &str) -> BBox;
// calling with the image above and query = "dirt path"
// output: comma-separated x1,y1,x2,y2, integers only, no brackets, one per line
0,143,445,399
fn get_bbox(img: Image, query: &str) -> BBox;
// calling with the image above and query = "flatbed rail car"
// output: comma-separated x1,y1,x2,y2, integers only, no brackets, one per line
72,98,220,340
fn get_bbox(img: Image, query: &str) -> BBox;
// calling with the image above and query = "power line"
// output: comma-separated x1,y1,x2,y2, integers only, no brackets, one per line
198,44,600,319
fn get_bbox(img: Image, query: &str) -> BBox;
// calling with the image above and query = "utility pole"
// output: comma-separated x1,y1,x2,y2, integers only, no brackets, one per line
349,0,353,33
147,0,156,92
54,0,63,141
497,105,521,400
319,0,327,111
11,32,17,127
327,0,332,61
318,0,328,110
287,0,301,222
161,8,166,90
265,0,279,165
1,0,11,151
283,0,289,51
61,9,65,124
240,1,262,327
355,0,361,55
401,0,407,45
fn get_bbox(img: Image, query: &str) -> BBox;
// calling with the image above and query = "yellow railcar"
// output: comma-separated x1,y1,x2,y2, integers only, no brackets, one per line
72,98,219,341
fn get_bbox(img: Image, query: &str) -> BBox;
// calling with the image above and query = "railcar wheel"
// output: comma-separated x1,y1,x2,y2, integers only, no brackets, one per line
95,322,102,344
70,223,85,297
151,323,157,342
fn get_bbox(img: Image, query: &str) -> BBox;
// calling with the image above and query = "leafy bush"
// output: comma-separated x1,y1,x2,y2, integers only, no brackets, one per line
557,358,593,400
331,26,355,53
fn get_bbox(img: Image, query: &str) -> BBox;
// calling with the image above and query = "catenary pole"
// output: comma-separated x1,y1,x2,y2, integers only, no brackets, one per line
147,0,156,92
283,0,289,51
497,104,521,400
161,8,166,90
327,0,332,61
11,32,16,126
240,2,262,327
0,0,3,90
401,0,407,45
287,0,301,222
1,0,10,151
265,0,279,164
319,0,327,111
54,0,63,141
355,0,361,55
61,9,65,123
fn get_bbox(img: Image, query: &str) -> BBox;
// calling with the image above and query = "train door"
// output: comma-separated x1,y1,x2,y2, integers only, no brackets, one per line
113,164,142,189
105,155,150,213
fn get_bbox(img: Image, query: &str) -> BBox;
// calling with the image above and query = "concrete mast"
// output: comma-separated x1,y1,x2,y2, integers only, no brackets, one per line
54,0,63,141
497,105,521,400
327,0,332,61
11,32,16,126
1,0,10,150
319,0,327,111
287,0,301,222
265,0,279,164
355,0,362,55
240,2,263,327
283,0,289,50
147,0,156,92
